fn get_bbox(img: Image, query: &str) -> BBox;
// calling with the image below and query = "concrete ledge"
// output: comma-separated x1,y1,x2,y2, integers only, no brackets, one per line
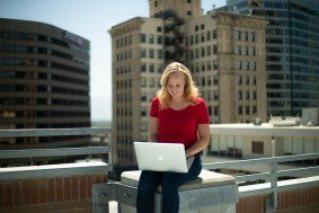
121,169,235,190
0,161,108,181
239,175,319,197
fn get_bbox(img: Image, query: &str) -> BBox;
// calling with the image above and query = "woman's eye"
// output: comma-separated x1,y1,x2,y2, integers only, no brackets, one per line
167,84,182,88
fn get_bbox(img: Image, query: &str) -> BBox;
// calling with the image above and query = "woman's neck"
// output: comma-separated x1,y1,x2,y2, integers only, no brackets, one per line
170,97,186,104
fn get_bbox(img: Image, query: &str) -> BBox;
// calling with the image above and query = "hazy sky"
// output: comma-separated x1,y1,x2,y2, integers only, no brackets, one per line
0,0,226,121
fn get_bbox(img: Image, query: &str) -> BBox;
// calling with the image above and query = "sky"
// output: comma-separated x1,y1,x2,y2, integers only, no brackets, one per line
0,0,226,121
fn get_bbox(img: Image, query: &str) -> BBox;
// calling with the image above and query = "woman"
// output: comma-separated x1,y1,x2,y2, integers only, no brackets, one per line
136,62,210,213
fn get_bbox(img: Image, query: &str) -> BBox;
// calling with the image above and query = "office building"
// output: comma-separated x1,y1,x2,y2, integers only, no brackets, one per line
110,0,267,172
0,19,91,161
227,0,319,117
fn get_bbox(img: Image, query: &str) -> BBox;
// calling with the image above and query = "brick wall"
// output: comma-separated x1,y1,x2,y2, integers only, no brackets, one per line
236,195,267,213
236,186,319,213
278,186,319,210
0,175,107,211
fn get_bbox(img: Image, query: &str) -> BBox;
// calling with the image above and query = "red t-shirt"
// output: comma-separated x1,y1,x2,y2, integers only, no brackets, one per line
150,97,210,149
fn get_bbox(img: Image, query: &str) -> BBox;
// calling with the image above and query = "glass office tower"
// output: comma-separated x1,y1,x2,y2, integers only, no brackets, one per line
227,0,319,116
0,19,91,161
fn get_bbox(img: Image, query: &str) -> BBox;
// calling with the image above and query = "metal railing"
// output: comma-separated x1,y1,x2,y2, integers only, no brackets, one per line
1,125,319,211
0,128,112,181
205,124,319,211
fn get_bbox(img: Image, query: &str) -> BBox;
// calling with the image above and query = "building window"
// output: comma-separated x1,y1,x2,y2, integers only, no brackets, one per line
250,61,256,71
128,35,132,45
238,106,242,115
157,26,162,32
250,32,256,42
252,141,264,154
201,33,205,42
244,31,248,41
140,33,146,43
187,11,192,16
238,90,242,100
207,31,211,41
207,46,211,56
141,109,147,116
246,91,250,100
243,61,248,70
141,64,146,72
213,77,218,85
214,106,218,116
235,30,241,40
213,45,218,54
149,49,155,58
245,46,250,55
195,48,199,58
195,34,199,44
201,77,205,86
201,63,205,72
157,49,163,59
189,35,194,45
149,34,154,44
212,30,217,39
157,35,162,44
141,92,147,102
141,78,147,87
235,46,240,55
149,64,155,72
245,105,250,114
237,76,242,85
208,106,212,115
201,47,205,57
213,60,218,70
213,91,218,100
236,61,242,70
207,76,212,85
140,49,146,58
249,47,256,56
187,0,192,3
149,77,155,87
207,61,211,70
157,64,163,73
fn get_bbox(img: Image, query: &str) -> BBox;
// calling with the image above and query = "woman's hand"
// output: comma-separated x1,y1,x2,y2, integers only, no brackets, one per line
186,123,210,157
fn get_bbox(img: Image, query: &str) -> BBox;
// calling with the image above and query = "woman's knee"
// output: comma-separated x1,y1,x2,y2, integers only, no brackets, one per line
161,180,179,192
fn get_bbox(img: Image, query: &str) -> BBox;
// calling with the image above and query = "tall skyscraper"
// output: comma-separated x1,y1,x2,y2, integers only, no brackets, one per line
227,0,319,116
0,19,91,162
110,0,267,173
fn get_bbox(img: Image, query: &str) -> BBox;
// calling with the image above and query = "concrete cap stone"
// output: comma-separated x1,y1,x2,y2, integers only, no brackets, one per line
120,169,235,191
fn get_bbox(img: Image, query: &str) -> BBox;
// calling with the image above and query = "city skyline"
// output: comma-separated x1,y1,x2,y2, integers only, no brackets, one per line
0,0,226,121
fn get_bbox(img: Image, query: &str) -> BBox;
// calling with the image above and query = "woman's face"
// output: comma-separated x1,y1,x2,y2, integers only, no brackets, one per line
166,71,186,99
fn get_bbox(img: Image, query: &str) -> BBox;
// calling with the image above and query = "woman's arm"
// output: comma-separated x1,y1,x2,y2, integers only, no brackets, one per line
148,117,158,142
185,123,210,158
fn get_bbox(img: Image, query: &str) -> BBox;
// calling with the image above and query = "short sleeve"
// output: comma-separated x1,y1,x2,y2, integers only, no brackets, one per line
196,99,210,124
150,97,159,117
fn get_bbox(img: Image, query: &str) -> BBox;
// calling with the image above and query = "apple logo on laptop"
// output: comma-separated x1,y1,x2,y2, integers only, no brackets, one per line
157,155,163,161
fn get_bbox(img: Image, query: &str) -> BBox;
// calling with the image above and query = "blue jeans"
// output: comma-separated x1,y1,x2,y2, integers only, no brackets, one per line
136,154,202,213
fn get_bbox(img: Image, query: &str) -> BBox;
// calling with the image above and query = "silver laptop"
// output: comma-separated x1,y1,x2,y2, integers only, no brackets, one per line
133,142,189,173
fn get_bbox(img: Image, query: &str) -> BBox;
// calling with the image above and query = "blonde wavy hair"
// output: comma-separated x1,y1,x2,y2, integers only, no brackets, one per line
156,62,199,108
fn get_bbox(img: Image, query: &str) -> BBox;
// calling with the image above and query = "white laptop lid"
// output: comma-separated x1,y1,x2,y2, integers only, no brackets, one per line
133,142,188,173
